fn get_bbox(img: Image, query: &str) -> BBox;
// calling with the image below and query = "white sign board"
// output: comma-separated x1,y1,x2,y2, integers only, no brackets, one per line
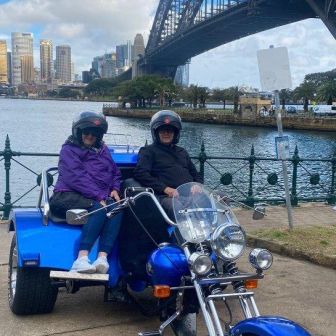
257,47,292,91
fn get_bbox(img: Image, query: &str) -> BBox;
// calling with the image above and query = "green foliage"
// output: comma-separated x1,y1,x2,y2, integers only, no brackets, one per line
84,78,120,96
58,88,80,99
113,75,177,107
293,81,316,111
317,80,336,105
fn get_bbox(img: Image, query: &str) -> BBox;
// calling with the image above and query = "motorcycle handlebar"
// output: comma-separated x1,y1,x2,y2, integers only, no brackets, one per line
106,191,178,227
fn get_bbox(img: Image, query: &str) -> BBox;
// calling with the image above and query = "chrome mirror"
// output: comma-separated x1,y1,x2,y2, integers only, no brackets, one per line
66,209,88,225
253,205,266,220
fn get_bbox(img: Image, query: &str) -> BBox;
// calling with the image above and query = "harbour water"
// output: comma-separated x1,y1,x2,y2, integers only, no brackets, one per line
1,98,336,207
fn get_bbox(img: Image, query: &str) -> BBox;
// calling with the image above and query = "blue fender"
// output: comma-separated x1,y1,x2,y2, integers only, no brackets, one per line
10,208,123,287
230,316,311,336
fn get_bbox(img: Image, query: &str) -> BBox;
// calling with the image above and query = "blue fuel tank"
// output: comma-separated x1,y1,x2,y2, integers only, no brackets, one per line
147,245,189,287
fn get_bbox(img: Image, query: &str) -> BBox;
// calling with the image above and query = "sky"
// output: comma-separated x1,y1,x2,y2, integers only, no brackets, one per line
0,0,336,89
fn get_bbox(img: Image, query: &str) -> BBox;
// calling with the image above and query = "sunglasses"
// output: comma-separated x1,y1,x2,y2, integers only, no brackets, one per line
158,127,175,133
82,128,101,137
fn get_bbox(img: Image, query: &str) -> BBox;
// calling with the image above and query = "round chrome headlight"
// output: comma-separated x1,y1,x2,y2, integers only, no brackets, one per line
210,224,246,261
249,248,273,270
188,252,212,276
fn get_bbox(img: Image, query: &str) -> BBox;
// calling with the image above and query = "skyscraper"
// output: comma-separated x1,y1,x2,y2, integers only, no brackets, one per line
0,40,8,84
116,41,133,68
20,55,34,83
11,32,34,86
55,45,71,83
7,52,12,85
132,34,145,78
40,39,53,82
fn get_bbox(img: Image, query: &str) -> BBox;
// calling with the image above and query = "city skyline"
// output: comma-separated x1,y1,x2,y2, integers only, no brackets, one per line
0,0,336,89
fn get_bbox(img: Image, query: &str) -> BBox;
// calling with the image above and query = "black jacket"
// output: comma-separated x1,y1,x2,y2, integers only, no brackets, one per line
133,143,203,194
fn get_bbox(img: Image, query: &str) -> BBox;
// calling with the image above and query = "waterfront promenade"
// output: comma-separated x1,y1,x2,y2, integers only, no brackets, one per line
0,203,335,335
103,107,336,132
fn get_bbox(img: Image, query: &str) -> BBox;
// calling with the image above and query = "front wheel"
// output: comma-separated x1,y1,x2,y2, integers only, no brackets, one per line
171,313,197,336
8,234,58,315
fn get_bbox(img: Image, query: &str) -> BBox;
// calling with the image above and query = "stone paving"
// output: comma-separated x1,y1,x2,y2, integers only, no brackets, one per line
0,204,335,335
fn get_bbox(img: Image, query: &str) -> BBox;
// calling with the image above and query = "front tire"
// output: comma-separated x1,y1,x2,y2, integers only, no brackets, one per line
8,234,58,315
171,313,197,336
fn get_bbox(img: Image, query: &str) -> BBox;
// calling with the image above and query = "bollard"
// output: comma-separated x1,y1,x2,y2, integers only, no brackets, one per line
198,141,207,182
291,145,299,206
3,135,12,219
246,145,255,207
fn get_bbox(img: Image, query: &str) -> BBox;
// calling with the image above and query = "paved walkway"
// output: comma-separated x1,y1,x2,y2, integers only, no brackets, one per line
0,204,336,335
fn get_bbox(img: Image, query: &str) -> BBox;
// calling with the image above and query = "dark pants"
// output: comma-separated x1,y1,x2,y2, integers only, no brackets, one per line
79,201,122,254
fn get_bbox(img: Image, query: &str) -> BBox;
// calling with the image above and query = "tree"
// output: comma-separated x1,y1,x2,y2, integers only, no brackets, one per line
84,78,119,96
198,86,209,108
293,81,316,112
226,86,241,113
212,88,230,109
317,80,336,105
279,89,292,110
58,88,79,99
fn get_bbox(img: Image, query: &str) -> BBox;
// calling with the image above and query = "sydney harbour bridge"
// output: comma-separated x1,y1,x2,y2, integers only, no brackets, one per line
122,0,336,80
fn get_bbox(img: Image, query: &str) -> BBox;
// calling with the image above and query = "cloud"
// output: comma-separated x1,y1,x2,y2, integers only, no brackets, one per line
1,0,336,89
0,0,157,71
190,19,336,89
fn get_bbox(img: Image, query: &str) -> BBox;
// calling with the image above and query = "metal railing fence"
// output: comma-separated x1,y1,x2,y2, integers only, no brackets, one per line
1,135,335,219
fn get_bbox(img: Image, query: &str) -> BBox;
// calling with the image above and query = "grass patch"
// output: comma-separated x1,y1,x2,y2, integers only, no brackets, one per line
250,226,336,256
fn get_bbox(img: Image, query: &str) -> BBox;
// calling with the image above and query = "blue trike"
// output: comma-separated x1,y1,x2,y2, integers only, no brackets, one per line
8,145,311,336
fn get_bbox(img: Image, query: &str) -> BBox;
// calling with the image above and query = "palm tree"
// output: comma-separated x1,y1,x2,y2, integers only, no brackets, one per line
279,89,292,110
317,80,336,105
293,81,316,112
212,88,229,109
226,86,240,113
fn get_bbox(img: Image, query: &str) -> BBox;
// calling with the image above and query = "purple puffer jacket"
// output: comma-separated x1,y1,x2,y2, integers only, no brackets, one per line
54,140,121,202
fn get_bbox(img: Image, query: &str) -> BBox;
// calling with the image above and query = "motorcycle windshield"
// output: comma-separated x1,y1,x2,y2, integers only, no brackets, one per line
172,182,240,243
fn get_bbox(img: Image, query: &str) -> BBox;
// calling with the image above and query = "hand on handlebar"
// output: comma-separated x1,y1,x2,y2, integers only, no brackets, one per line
164,187,179,198
190,184,203,195
110,190,120,202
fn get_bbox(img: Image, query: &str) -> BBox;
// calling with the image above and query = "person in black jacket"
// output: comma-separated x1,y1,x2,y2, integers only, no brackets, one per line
133,110,203,219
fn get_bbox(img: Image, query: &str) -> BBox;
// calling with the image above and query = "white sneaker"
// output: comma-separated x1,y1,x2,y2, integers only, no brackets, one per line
92,256,109,274
70,256,96,273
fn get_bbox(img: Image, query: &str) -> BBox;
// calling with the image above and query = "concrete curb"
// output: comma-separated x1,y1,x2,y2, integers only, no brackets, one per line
247,234,336,270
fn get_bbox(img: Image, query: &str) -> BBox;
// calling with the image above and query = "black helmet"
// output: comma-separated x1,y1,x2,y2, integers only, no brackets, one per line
72,111,108,145
150,110,182,144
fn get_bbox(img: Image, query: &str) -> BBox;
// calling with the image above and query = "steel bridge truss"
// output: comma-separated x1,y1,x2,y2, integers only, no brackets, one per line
147,0,336,54
146,0,249,52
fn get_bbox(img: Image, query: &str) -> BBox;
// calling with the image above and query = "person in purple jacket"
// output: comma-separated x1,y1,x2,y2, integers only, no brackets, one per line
50,111,122,274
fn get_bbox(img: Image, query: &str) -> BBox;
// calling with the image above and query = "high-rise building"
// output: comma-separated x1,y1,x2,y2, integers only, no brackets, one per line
55,45,71,83
174,62,190,87
71,62,75,82
116,41,133,68
101,53,117,78
7,52,12,85
0,40,8,84
132,34,145,78
11,32,34,86
20,55,34,83
40,39,53,82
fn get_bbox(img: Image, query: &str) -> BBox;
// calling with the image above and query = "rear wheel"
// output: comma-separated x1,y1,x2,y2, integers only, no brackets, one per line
8,234,58,315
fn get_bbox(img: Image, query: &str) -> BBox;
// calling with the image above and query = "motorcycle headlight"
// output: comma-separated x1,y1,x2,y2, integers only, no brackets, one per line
188,252,212,276
249,248,273,270
210,224,246,261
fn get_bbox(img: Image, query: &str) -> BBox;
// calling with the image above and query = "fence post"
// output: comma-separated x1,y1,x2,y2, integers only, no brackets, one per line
3,135,12,219
327,150,336,204
291,145,299,206
246,145,255,207
198,141,207,182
